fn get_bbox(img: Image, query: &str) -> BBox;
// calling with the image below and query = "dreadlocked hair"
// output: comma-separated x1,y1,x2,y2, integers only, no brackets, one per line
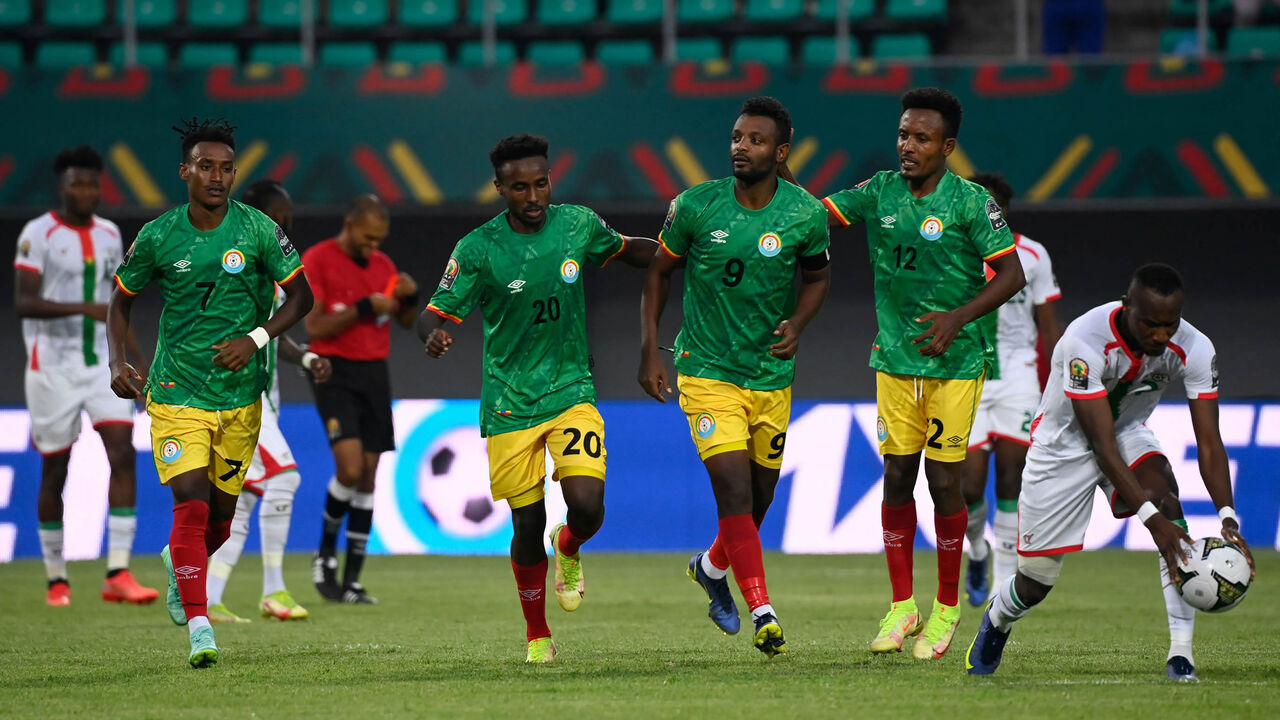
173,117,237,162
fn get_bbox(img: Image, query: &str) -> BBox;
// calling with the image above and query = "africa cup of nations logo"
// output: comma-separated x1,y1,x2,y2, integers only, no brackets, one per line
758,232,782,258
159,438,183,463
695,412,716,439
919,215,944,242
560,259,580,283
222,248,246,274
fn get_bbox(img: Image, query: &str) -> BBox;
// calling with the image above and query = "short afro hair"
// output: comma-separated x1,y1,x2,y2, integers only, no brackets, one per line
970,172,1014,210
901,87,963,139
53,145,103,176
490,134,549,176
173,117,237,163
241,179,289,213
739,96,792,146
1131,263,1184,297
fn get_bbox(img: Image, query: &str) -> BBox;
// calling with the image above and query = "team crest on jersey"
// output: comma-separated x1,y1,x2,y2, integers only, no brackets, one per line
159,438,183,463
122,241,135,266
222,249,246,274
919,215,944,242
876,416,888,442
985,198,1007,232
758,233,782,258
1068,358,1089,390
275,225,295,256
440,257,459,290
695,413,716,439
560,259,580,283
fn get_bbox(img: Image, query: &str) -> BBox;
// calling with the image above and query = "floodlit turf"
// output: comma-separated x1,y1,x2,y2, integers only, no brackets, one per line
1,550,1277,718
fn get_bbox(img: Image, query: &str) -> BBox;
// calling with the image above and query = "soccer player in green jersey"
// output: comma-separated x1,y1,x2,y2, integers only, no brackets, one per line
107,118,314,667
419,135,656,663
822,88,1025,660
639,96,831,658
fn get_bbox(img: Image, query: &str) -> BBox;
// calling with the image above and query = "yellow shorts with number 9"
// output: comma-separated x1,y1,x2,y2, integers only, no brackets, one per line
147,395,262,496
488,403,607,509
677,374,791,469
875,371,984,462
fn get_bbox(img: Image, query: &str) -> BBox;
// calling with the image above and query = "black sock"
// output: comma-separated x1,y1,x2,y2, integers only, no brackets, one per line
343,505,372,587
320,491,351,558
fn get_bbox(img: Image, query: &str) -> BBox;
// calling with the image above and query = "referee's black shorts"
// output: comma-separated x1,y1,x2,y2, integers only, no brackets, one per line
310,357,395,453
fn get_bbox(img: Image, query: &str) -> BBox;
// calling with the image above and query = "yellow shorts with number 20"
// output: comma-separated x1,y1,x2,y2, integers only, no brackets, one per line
487,403,607,509
875,371,984,462
147,396,262,495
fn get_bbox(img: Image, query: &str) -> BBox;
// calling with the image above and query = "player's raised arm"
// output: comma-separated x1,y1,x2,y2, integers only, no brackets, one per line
638,247,679,401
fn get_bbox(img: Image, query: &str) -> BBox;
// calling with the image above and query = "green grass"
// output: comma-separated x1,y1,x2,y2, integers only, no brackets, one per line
1,550,1278,718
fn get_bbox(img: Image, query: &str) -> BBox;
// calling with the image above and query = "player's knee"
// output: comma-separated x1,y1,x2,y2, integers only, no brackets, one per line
104,444,136,472
261,471,301,516
1015,554,1063,604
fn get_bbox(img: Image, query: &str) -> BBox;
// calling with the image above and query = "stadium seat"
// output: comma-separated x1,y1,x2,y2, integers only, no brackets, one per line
187,0,249,28
537,0,595,26
0,0,31,28
44,0,106,28
675,37,722,61
259,0,302,28
1168,0,1232,21
595,39,654,65
606,0,661,24
528,39,585,65
1227,27,1280,57
0,42,23,67
117,0,176,27
458,40,517,66
178,42,239,67
329,0,388,27
677,0,734,24
108,41,169,67
871,33,931,59
884,0,946,21
743,0,801,22
800,35,860,64
249,43,304,65
319,41,377,66
466,0,527,26
731,36,790,65
812,0,874,21
388,40,447,63
34,41,97,68
1158,28,1219,55
398,0,457,26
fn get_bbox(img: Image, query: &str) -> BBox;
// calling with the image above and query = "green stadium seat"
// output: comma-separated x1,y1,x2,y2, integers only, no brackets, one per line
248,43,304,65
388,40,447,63
677,0,733,24
871,32,931,59
319,41,377,66
595,39,654,64
743,0,800,21
675,37,721,61
44,0,106,28
0,41,23,67
1169,0,1232,21
812,0,874,21
1227,27,1280,57
537,0,595,26
528,40,585,65
605,0,661,24
458,40,517,66
1159,28,1219,55
398,0,457,27
187,0,248,28
108,41,169,67
178,42,238,67
800,35,860,64
117,0,176,27
34,41,97,68
329,0,387,27
0,0,31,28
466,0,527,26
884,0,946,21
731,36,790,65
258,0,302,28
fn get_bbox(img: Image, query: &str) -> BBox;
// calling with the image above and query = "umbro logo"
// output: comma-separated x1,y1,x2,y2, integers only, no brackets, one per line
173,259,192,272
882,530,905,547
519,588,542,600
507,280,526,293
937,537,960,549
709,229,728,243
174,565,200,579
880,215,897,228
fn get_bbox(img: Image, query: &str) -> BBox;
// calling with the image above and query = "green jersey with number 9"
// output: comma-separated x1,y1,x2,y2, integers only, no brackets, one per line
114,200,303,410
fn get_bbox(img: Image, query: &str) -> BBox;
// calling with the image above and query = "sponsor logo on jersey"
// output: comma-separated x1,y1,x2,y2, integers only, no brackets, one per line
876,416,888,441
710,229,728,243
1069,357,1089,390
986,198,1007,232
560,259,580,283
221,249,246,274
439,257,459,290
695,413,716,439
172,258,192,272
507,279,526,293
758,232,782,258
919,215,944,241
275,225,295,256
159,438,183,463
947,435,964,446
879,215,896,229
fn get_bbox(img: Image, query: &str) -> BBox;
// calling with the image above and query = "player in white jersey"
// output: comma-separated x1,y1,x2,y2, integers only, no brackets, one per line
14,146,159,607
965,263,1255,682
204,180,332,622
960,174,1062,607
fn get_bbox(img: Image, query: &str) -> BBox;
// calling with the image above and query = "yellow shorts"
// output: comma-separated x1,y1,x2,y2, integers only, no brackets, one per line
147,396,262,495
875,371,985,462
487,403,606,509
677,373,791,469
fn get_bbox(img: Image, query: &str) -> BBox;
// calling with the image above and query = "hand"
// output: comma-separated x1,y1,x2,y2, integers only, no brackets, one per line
211,335,260,372
394,272,418,299
912,310,965,357
1147,514,1194,574
110,361,144,399
425,327,454,358
309,356,332,383
369,293,398,315
1221,519,1257,582
637,349,673,403
85,303,109,323
769,319,799,359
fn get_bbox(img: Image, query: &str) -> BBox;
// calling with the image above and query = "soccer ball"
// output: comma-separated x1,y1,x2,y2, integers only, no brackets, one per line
1175,537,1252,613
416,428,509,538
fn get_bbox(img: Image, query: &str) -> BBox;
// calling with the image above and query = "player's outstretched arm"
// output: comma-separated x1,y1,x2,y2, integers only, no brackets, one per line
1188,396,1256,578
614,236,658,269
638,249,679,402
914,250,1025,357
770,264,830,360
106,285,143,399
213,272,314,372
1073,396,1192,569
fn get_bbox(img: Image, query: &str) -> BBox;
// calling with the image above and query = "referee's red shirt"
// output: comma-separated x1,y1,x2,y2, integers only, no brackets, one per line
303,237,398,361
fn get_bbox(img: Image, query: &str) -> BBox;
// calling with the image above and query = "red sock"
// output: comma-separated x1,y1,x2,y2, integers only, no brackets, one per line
171,500,210,620
719,514,769,611
511,559,551,642
706,515,761,571
935,508,968,607
204,517,232,556
556,523,592,557
882,502,917,603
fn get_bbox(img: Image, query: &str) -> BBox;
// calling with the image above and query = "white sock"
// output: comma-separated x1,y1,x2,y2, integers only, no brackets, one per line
260,471,300,596
106,510,136,571
966,501,989,561
700,551,728,580
207,492,257,606
188,615,211,635
751,603,776,622
38,524,66,581
1159,556,1195,663
993,506,1019,584
989,575,1034,630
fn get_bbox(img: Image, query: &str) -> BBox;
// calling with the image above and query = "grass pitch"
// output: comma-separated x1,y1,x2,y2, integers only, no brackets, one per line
1,550,1277,719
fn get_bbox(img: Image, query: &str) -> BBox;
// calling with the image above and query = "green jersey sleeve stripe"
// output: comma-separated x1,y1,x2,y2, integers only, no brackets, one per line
112,274,140,297
821,197,851,226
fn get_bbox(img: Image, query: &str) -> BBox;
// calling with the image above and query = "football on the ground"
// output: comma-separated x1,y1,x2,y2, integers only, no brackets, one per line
1175,537,1252,613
